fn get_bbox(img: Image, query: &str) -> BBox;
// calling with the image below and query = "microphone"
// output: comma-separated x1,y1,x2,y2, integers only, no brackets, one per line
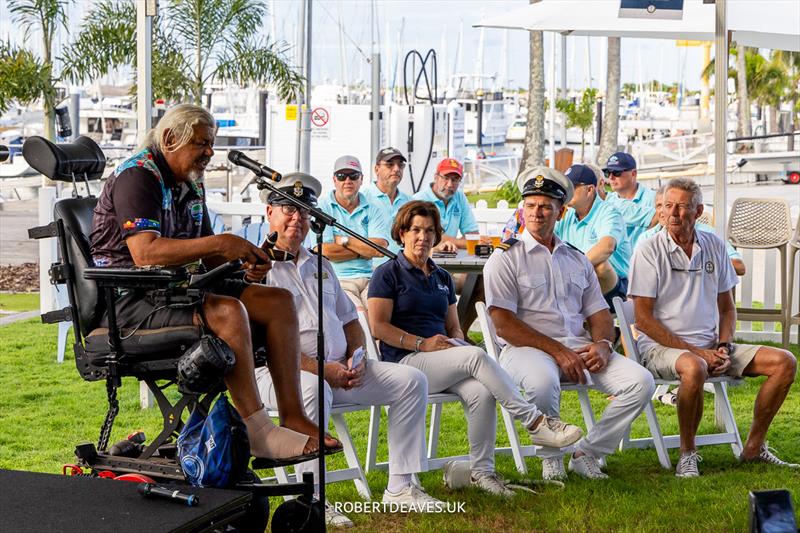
228,150,282,182
138,482,199,506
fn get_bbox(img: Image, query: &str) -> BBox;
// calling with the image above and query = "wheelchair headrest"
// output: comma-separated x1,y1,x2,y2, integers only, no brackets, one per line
22,135,106,182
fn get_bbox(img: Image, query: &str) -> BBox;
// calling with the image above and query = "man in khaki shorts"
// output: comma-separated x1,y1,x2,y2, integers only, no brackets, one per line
628,177,797,478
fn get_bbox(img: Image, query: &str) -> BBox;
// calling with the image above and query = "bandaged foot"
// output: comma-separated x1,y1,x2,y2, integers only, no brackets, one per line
243,406,315,459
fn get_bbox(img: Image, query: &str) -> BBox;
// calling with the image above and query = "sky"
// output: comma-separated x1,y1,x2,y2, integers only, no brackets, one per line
0,0,709,92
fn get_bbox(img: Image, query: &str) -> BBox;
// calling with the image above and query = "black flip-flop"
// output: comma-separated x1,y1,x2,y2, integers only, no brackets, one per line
250,443,344,470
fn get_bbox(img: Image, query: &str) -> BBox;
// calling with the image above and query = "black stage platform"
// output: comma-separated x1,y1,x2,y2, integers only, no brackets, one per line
0,469,252,532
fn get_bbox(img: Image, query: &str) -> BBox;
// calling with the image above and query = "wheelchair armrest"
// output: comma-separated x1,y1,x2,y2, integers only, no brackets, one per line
84,266,188,289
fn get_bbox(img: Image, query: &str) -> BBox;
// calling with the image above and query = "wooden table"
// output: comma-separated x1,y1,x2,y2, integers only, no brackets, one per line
434,250,489,331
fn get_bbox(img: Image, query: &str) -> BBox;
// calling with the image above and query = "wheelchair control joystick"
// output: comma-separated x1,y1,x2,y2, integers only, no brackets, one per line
188,259,243,289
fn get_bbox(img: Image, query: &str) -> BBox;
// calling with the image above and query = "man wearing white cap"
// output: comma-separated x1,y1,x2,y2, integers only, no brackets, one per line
256,173,438,526
484,166,655,481
317,155,392,313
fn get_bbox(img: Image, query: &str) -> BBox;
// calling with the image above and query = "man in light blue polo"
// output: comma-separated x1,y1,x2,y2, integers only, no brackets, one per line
600,152,657,248
363,147,412,220
556,164,631,308
318,155,391,312
413,158,478,252
362,147,412,259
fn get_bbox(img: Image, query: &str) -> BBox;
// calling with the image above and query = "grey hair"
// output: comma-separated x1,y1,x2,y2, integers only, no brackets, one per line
665,177,703,208
141,103,216,153
655,183,668,199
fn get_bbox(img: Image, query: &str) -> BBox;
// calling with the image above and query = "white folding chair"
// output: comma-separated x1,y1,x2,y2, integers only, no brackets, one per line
267,402,373,501
613,297,743,469
262,313,376,501
357,312,471,472
475,302,601,474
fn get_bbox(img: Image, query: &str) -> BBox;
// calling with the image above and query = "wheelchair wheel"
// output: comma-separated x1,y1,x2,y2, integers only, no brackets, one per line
271,498,323,533
230,470,270,533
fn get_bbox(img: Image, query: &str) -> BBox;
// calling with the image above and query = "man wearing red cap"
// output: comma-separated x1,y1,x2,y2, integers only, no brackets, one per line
413,158,479,251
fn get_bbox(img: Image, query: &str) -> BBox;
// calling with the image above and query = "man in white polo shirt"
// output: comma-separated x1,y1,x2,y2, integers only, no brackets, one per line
628,177,798,478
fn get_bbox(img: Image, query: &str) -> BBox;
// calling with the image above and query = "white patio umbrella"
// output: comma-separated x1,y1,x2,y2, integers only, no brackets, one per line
476,0,799,52
475,0,800,235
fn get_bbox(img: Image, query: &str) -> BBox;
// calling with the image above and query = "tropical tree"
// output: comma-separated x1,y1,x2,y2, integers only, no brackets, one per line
0,0,70,140
598,37,620,165
519,1,546,175
60,0,303,104
557,88,597,161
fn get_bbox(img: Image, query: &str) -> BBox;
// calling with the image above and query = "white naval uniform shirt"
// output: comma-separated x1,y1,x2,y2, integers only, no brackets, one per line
628,228,738,354
262,246,358,361
483,228,609,345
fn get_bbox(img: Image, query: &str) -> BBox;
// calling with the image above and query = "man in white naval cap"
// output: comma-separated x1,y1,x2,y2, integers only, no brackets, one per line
255,172,439,527
483,166,655,481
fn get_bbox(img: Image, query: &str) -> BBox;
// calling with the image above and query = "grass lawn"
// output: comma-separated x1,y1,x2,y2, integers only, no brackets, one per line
1,318,798,532
0,292,39,313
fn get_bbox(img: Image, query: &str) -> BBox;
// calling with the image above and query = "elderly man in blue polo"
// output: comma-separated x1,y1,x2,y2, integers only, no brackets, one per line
600,152,658,248
318,155,391,313
555,164,632,308
412,157,479,252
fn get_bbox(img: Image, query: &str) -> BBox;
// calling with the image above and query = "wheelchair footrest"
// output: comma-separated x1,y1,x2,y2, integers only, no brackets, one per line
41,306,72,324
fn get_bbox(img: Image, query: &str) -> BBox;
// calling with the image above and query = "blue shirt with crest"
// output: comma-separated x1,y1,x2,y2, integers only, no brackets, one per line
368,252,456,363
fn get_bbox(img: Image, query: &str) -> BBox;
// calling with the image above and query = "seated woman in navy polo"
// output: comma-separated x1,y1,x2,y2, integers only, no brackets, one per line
368,200,583,497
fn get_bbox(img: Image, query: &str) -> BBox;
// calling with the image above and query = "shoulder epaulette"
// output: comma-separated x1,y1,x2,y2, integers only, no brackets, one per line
563,241,585,255
495,238,519,252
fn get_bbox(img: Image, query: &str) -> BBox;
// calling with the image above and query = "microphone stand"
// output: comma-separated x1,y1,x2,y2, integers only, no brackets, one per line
252,176,395,527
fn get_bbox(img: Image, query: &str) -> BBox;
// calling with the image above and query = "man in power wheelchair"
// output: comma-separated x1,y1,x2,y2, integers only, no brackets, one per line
25,105,340,528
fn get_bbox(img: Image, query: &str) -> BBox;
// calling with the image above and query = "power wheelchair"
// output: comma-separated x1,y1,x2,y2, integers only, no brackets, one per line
24,135,326,532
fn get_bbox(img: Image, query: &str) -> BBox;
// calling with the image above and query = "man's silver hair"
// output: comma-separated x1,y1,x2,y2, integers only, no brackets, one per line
665,177,703,208
655,183,668,199
141,103,215,153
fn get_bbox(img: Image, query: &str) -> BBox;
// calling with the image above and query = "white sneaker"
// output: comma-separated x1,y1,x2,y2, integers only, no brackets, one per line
528,416,583,448
325,502,354,529
741,442,800,468
541,457,567,481
675,451,702,478
382,483,443,511
568,453,609,480
470,471,515,498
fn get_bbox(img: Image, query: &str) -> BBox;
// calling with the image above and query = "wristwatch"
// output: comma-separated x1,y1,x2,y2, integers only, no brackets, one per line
414,337,423,352
340,236,350,247
717,341,734,354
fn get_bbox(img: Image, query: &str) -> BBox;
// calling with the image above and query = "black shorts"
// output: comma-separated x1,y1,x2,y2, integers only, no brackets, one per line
101,278,266,349
603,277,628,312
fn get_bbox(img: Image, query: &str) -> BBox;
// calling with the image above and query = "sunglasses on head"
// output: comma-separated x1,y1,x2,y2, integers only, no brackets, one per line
335,172,362,181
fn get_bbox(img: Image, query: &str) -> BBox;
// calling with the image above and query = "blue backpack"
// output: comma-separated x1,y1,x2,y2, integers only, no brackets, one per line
177,394,250,488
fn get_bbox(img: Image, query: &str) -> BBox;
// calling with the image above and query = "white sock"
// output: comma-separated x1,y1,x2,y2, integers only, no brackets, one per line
387,473,413,493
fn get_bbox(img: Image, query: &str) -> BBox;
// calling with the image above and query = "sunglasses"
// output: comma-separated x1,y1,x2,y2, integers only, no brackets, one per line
604,170,624,178
335,172,362,181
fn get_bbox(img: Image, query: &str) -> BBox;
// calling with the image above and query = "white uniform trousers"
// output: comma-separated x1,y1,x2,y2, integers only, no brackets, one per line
256,359,429,482
399,345,542,474
500,339,655,459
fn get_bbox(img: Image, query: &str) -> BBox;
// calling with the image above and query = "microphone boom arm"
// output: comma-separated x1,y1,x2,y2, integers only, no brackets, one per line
253,176,396,260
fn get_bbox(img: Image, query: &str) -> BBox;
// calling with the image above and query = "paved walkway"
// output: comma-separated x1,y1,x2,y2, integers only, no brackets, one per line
0,310,39,326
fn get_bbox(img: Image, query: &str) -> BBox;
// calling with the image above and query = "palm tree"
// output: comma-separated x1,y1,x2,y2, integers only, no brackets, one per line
2,0,70,140
520,27,546,173
598,37,620,165
735,44,752,137
60,0,303,104
557,88,597,161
